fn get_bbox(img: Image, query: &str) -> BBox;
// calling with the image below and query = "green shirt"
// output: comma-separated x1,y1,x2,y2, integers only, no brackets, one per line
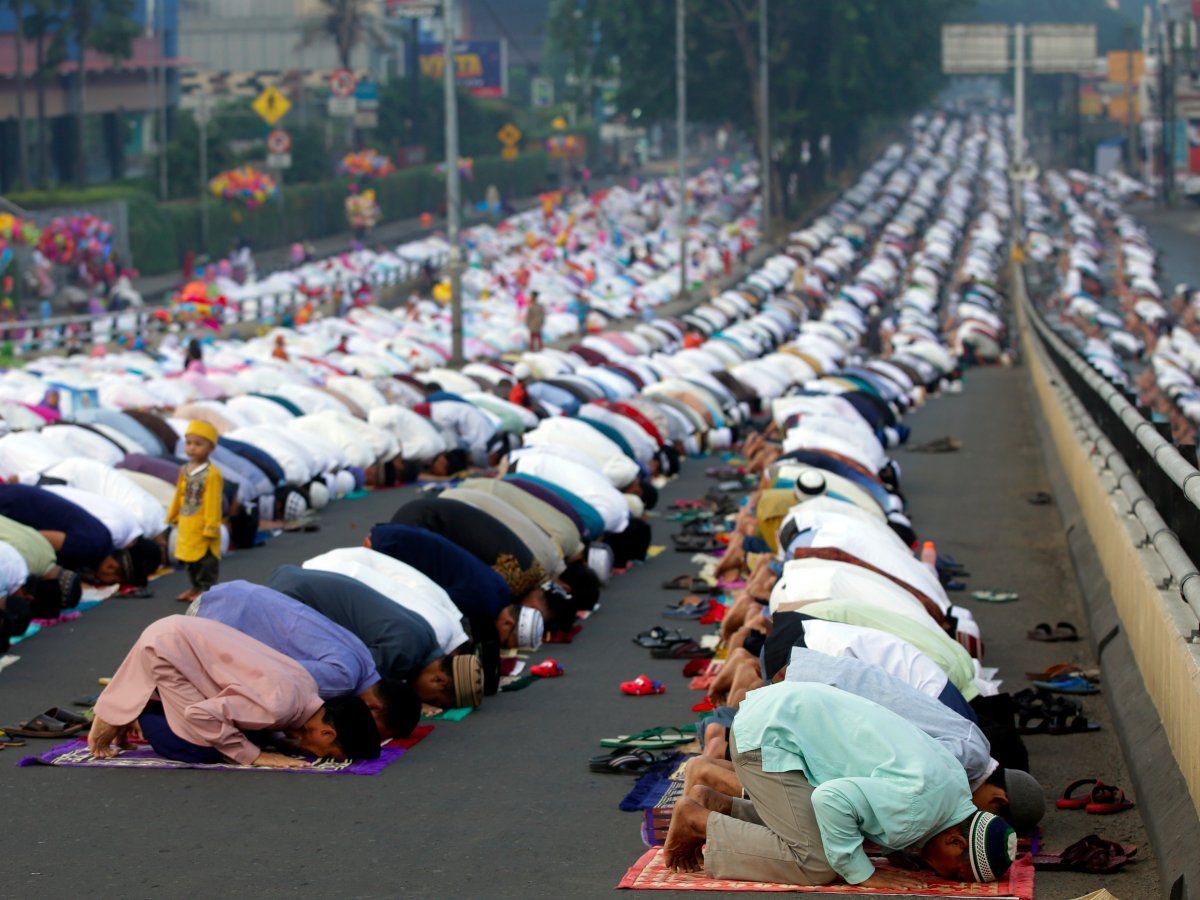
797,599,979,700
732,682,977,884
0,514,56,577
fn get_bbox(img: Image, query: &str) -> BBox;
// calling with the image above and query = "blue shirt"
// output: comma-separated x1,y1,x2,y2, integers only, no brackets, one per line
785,650,994,790
732,682,977,885
194,580,380,699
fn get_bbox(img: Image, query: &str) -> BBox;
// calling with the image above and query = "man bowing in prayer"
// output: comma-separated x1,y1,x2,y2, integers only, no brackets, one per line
87,615,381,767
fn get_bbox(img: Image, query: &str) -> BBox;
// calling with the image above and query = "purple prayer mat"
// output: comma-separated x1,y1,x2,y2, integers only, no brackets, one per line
17,739,404,775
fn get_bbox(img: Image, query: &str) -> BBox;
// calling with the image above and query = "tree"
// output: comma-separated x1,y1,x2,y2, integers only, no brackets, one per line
298,0,388,70
549,0,967,219
64,0,138,184
25,0,65,187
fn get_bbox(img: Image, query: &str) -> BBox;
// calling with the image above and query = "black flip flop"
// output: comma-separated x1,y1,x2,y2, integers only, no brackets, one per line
6,708,89,739
588,748,665,775
650,640,713,660
633,627,689,649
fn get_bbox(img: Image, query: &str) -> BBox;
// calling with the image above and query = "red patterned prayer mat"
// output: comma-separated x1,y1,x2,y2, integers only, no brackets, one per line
617,849,1034,898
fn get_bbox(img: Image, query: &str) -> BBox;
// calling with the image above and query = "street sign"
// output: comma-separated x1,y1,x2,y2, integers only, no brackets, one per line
355,79,380,106
531,77,554,108
501,146,519,161
328,96,358,117
941,24,1010,74
267,152,292,170
354,109,379,129
1030,24,1097,74
267,128,292,155
329,68,357,98
551,115,568,131
497,122,522,146
251,85,291,126
386,0,440,17
1008,160,1040,182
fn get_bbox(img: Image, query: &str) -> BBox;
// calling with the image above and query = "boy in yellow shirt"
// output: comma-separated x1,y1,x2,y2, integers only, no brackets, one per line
168,421,224,603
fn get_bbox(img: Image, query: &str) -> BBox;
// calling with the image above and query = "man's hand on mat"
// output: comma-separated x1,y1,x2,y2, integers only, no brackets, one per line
87,716,131,758
252,751,311,769
858,870,928,891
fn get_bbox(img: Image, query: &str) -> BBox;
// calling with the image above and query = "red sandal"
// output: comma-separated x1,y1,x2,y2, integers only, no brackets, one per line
621,674,666,696
1086,783,1135,815
1055,778,1098,810
530,659,564,678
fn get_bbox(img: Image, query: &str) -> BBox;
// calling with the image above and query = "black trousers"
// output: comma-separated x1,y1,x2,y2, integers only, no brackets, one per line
185,551,220,592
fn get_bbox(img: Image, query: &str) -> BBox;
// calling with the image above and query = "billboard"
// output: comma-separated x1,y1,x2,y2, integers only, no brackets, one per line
419,40,506,97
1030,24,1097,73
942,24,1009,74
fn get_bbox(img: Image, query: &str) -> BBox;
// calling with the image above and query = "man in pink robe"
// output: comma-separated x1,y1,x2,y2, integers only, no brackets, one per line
87,616,380,768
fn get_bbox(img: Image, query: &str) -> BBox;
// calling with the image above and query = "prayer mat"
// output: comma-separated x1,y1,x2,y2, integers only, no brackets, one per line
500,673,537,692
546,623,583,644
17,738,419,776
387,724,433,751
617,849,1035,898
619,754,690,812
423,707,472,722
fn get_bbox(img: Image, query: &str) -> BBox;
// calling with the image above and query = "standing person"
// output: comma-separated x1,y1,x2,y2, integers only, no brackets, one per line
573,291,590,337
167,421,224,604
526,291,546,351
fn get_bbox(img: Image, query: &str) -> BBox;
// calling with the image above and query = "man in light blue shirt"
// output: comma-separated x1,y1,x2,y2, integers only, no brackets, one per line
662,682,1016,890
190,580,419,739
785,649,1044,831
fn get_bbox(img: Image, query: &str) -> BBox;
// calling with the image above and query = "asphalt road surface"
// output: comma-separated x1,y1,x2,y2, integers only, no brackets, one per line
0,367,1156,898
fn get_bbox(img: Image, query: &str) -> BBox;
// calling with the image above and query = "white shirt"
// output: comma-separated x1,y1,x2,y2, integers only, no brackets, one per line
43,483,142,548
577,404,659,466
521,417,639,488
368,405,448,462
291,412,398,468
787,619,950,700
509,448,630,533
43,458,167,538
0,540,29,597
0,431,69,481
37,425,125,467
304,547,469,656
428,400,497,466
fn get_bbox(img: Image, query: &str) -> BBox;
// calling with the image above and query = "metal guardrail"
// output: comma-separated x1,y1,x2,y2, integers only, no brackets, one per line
1018,263,1200,628
0,260,427,357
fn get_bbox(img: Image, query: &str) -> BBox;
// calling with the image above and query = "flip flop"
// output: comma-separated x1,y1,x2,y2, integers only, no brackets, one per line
691,698,715,713
1027,622,1056,641
0,728,27,748
1086,783,1135,815
1056,778,1099,810
698,604,727,625
530,659,564,678
1025,663,1098,682
5,708,89,739
663,601,711,620
1053,621,1080,642
661,575,717,593
650,640,713,660
972,590,1018,603
599,725,695,748
588,748,665,775
633,627,689,649
621,675,666,696
1032,675,1099,695
1027,490,1054,505
1032,835,1135,873
1018,710,1101,735
682,658,711,678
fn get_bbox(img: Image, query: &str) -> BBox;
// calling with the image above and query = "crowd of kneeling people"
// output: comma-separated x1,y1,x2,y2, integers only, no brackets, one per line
0,110,1044,888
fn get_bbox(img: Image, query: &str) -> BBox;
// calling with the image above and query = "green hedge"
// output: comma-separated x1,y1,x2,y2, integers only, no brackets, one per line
8,151,551,276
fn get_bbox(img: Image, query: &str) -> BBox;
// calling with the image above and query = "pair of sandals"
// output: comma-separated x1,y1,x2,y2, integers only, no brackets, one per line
1056,779,1136,815
1028,663,1101,695
632,627,712,660
599,725,694,749
1028,621,1079,642
673,534,725,553
1032,834,1138,873
1014,688,1100,735
5,706,90,739
588,747,675,775
662,575,719,594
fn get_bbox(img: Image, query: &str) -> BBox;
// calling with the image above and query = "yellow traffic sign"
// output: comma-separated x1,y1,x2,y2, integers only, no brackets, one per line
551,115,568,130
252,86,291,126
501,146,519,161
497,122,522,146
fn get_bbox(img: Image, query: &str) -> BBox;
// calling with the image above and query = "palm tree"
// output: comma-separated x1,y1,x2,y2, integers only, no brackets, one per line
9,1,29,189
64,0,138,184
25,0,65,187
298,0,388,70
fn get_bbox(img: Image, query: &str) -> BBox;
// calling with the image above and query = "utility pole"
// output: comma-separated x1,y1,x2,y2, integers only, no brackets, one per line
1014,22,1025,167
444,0,464,364
1124,24,1138,173
156,0,168,200
409,17,421,146
758,0,769,239
198,104,209,253
676,0,687,299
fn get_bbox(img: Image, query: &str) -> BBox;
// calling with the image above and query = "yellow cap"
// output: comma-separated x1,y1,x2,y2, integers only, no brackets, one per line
185,419,219,446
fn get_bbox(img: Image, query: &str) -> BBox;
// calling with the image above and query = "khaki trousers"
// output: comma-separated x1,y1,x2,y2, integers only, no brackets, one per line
704,733,838,885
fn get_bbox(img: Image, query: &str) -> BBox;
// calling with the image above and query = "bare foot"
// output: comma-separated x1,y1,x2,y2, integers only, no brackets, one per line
662,795,709,873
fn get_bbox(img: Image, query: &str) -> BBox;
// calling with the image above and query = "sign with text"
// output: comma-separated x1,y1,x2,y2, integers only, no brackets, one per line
419,40,506,97
941,24,1010,74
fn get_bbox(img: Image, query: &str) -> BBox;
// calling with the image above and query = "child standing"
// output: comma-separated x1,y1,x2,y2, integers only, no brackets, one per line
168,420,224,603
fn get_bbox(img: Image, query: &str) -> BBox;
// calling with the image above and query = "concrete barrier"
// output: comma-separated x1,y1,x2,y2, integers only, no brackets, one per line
1015,262,1200,895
